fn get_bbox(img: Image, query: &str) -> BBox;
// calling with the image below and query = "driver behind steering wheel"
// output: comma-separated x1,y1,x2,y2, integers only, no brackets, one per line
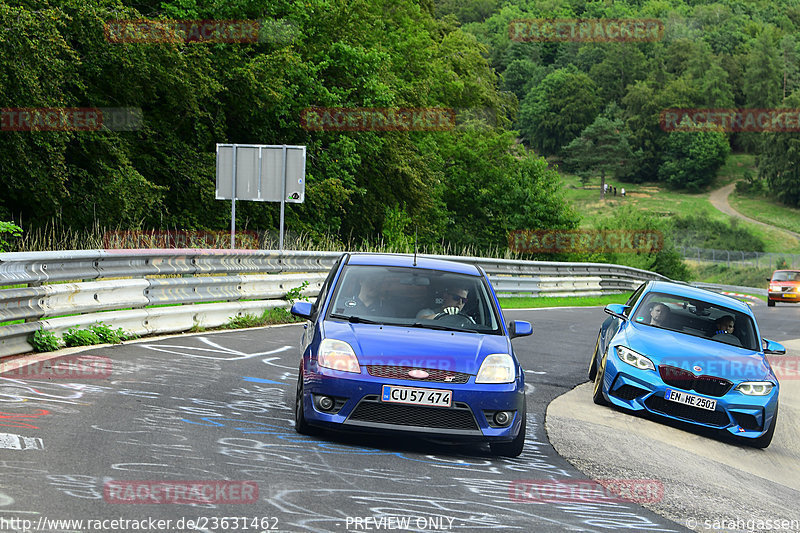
416,286,469,320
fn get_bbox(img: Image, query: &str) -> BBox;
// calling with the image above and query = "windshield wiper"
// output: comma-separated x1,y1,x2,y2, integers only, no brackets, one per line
329,313,383,324
409,322,477,333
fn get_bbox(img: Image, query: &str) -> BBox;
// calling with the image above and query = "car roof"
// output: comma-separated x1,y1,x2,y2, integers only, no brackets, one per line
772,269,800,273
645,280,752,314
345,253,481,276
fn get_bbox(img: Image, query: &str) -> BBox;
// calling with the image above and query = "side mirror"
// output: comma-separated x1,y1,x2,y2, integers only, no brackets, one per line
291,301,313,320
603,304,629,320
766,278,772,282
509,320,533,339
763,339,786,355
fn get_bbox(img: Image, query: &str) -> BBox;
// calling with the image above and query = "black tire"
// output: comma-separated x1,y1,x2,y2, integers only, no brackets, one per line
768,299,776,307
592,352,609,406
294,366,317,436
490,401,526,457
588,334,601,381
747,403,778,448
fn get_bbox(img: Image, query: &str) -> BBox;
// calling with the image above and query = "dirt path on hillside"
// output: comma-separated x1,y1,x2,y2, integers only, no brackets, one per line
709,183,800,240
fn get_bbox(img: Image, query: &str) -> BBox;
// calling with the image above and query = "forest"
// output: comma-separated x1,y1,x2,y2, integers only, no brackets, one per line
1,0,798,272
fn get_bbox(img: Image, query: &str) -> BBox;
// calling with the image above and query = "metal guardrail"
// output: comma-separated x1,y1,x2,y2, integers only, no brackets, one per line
679,247,800,269
690,281,767,297
0,249,670,358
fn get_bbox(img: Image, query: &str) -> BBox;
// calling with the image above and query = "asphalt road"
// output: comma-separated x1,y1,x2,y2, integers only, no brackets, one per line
0,300,793,533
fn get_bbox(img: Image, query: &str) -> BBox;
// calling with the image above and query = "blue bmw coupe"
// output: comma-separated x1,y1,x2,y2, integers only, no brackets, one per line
590,280,784,448
290,253,533,456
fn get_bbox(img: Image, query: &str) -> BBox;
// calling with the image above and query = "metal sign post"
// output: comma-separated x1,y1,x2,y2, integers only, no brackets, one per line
216,144,305,250
231,145,237,249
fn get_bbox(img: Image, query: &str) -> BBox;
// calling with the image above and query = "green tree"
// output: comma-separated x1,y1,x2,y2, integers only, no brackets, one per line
658,125,730,191
562,116,635,193
588,44,650,103
758,94,800,206
519,68,602,155
743,31,783,107
433,129,579,251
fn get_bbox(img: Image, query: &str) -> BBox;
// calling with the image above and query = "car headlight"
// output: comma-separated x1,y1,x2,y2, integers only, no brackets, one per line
615,346,655,371
735,381,774,396
475,354,515,384
317,339,360,373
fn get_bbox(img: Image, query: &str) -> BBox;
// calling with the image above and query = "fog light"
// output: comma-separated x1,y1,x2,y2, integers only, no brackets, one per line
318,396,334,411
494,411,511,426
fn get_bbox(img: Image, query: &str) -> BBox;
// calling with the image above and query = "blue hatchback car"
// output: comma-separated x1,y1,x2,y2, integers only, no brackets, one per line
290,253,532,456
590,280,784,448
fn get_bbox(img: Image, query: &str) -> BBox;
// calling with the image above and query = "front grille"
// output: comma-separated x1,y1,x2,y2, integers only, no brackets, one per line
659,365,732,397
366,365,471,384
612,384,648,401
645,396,730,427
348,396,478,430
731,412,762,431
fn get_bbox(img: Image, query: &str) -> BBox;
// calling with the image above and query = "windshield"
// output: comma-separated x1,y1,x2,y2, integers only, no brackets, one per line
327,264,501,334
633,292,759,351
771,271,800,281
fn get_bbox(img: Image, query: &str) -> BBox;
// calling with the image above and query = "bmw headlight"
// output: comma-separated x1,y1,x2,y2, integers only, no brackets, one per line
616,346,655,371
475,354,516,384
318,339,360,373
735,381,774,396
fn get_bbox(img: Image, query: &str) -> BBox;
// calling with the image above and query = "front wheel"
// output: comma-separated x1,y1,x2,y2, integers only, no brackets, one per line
592,352,609,406
490,402,526,457
768,299,776,307
588,333,601,381
294,366,318,436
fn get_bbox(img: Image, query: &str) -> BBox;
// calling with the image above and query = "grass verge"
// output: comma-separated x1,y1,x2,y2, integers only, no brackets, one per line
499,293,631,309
689,263,772,293
728,192,800,235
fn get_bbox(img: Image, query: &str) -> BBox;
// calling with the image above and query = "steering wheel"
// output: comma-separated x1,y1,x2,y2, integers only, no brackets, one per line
433,312,476,325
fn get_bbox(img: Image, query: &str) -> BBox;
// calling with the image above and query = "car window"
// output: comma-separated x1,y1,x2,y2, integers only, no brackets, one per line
771,271,800,281
311,255,344,318
327,264,501,333
623,283,646,317
633,291,758,350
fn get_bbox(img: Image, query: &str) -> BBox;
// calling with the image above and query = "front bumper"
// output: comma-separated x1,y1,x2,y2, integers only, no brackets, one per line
301,363,525,442
601,355,778,440
768,290,800,303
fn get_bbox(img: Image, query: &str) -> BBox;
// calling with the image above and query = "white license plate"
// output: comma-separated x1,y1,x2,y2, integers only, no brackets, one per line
381,385,452,407
665,389,717,411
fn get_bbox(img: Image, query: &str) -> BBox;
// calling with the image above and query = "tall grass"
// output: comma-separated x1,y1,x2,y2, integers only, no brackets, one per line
8,218,524,259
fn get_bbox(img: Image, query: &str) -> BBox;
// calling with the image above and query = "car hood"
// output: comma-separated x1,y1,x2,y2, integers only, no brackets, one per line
622,323,773,381
770,279,800,287
322,320,512,375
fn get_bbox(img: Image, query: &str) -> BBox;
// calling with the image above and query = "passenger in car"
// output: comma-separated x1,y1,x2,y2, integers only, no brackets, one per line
649,302,670,327
342,275,385,315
